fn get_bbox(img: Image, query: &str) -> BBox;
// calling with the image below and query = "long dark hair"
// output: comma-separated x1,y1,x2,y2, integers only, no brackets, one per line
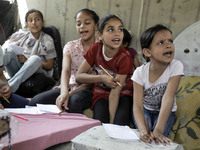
75,8,99,24
97,14,123,34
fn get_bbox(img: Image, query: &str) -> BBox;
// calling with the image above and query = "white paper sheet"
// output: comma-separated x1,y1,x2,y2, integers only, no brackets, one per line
5,106,42,114
5,104,61,114
36,104,60,113
102,124,171,147
103,123,139,141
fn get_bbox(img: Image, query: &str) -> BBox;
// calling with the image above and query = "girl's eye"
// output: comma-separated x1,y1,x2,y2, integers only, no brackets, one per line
108,28,113,32
85,22,91,25
169,39,173,44
119,28,123,32
158,41,163,45
76,23,81,26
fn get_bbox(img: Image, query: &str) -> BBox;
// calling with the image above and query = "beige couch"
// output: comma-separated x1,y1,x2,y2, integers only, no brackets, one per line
170,76,200,150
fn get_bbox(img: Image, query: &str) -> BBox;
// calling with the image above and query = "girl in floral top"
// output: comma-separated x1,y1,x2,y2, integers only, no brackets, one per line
29,9,99,114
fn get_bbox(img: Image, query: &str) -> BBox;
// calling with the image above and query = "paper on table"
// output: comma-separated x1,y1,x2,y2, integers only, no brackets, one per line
129,127,169,147
5,104,61,114
5,106,43,114
103,123,139,141
36,104,60,113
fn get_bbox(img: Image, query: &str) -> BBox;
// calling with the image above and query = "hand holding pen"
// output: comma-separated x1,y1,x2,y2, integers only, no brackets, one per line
99,65,122,88
0,85,11,104
0,83,12,100
139,118,152,143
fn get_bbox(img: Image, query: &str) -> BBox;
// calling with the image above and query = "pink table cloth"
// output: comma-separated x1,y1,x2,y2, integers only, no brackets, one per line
3,113,101,150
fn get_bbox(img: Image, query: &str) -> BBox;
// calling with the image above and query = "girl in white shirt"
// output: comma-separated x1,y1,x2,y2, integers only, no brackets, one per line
131,24,184,145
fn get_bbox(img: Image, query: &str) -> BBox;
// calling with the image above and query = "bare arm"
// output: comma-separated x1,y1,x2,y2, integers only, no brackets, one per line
109,74,127,123
42,58,54,70
69,83,92,97
76,60,118,89
133,55,140,68
133,81,152,143
0,67,12,98
153,75,182,145
56,53,71,111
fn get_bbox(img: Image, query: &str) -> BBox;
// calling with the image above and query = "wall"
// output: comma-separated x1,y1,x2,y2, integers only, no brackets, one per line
16,0,200,63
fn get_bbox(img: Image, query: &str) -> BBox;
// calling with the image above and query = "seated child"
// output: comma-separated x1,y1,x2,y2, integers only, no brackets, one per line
2,9,57,93
76,14,133,125
131,24,184,145
29,9,100,114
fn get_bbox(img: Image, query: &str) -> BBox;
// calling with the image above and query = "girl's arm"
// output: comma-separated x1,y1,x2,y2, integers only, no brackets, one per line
109,74,126,123
42,58,54,70
0,67,12,99
133,55,140,68
68,83,92,97
76,60,118,89
133,81,152,143
56,53,71,111
153,75,182,145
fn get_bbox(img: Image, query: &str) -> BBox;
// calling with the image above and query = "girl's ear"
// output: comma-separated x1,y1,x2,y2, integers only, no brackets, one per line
143,48,151,57
97,31,102,41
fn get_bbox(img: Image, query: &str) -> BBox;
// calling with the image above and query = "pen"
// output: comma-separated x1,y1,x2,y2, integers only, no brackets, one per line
2,95,10,104
11,114,28,121
99,65,122,87
58,110,64,115
146,118,150,135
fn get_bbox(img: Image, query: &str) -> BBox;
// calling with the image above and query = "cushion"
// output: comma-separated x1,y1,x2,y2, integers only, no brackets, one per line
170,76,200,150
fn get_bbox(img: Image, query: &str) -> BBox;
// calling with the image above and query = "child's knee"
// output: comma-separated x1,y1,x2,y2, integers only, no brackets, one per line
28,55,42,65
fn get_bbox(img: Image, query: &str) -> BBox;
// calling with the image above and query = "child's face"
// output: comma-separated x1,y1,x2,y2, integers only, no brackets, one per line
26,12,44,38
147,30,174,64
76,12,97,41
98,18,123,50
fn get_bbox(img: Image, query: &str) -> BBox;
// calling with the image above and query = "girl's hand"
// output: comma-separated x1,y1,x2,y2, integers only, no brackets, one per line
52,85,60,89
0,103,4,109
152,130,172,146
18,54,27,63
102,75,119,89
139,130,152,143
56,93,69,111
0,85,12,99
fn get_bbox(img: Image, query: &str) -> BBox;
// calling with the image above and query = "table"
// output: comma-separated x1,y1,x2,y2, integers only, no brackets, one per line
71,126,183,150
2,113,101,150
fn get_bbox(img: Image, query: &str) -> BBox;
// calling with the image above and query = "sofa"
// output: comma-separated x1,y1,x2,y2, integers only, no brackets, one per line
84,76,200,150
170,76,200,150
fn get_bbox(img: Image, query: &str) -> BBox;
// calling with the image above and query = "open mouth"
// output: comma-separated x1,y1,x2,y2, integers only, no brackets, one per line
163,51,173,57
80,31,88,35
112,38,120,44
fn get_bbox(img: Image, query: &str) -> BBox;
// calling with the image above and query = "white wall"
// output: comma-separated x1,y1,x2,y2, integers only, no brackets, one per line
16,0,200,63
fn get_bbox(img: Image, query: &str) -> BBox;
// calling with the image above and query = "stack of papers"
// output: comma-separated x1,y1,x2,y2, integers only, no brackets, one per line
5,104,61,114
103,123,139,141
